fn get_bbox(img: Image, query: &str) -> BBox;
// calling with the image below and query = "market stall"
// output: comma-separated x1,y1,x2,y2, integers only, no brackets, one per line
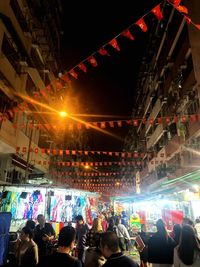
0,186,99,234
113,197,185,232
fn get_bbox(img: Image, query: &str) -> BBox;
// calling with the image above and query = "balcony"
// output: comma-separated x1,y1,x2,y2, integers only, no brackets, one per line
147,124,164,150
145,99,162,134
0,119,49,173
165,135,183,158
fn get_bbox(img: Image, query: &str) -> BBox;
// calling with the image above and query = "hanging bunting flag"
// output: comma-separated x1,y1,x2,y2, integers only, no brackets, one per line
69,69,78,79
40,89,48,99
151,5,163,20
190,114,197,123
60,74,71,83
142,118,146,124
55,81,63,91
166,117,171,124
195,24,200,30
77,123,82,130
109,121,114,128
133,120,138,126
46,85,54,94
182,116,187,123
98,47,110,56
101,122,106,128
109,38,120,51
168,0,181,6
93,122,98,127
121,29,135,41
117,121,122,127
88,56,98,67
78,62,87,73
184,16,191,25
135,18,148,32
175,5,188,14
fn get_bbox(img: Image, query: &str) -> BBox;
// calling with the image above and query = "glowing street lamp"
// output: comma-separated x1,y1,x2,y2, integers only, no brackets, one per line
59,111,68,117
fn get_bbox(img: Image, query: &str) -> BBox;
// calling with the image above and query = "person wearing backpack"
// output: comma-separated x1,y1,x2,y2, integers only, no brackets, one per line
113,217,130,252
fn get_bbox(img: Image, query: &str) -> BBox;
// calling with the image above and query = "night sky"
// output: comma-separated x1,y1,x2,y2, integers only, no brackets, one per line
59,0,161,151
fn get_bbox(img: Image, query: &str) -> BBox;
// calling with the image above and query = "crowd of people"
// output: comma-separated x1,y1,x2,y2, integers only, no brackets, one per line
6,213,200,267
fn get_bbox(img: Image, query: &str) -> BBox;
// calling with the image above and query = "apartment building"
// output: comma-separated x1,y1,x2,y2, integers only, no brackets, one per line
125,0,200,193
0,0,64,184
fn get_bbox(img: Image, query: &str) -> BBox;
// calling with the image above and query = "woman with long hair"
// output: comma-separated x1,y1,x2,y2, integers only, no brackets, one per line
85,218,106,267
86,218,103,248
15,226,38,267
174,225,200,267
147,219,176,267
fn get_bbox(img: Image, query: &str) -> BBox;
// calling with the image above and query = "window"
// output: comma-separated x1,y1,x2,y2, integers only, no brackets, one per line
10,0,29,32
26,75,37,97
1,34,21,74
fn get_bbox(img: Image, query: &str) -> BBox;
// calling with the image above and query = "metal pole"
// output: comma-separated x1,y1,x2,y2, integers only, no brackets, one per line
24,119,33,183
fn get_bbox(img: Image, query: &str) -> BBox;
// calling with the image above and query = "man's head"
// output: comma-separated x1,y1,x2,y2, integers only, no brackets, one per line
76,215,84,225
37,214,45,226
58,226,76,250
100,231,120,258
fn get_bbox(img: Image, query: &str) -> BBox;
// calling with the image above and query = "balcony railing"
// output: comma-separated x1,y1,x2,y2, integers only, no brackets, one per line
145,99,162,134
147,124,164,150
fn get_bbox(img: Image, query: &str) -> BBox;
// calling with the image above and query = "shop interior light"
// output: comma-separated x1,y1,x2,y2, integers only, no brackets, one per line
192,184,199,192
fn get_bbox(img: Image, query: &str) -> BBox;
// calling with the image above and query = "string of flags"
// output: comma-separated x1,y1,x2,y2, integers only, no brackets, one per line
16,146,162,158
60,0,198,81
5,113,200,131
3,0,199,122
49,171,135,177
36,160,165,166
33,160,163,167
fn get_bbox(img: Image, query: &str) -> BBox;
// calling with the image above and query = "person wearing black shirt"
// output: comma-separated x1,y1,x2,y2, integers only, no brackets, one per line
75,215,89,266
34,214,55,261
147,219,176,266
38,226,81,267
100,232,139,267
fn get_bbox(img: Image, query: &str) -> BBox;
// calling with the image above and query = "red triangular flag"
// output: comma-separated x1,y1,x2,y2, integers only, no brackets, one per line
109,121,114,128
78,62,87,73
69,69,78,79
60,74,71,83
184,16,191,25
151,5,163,20
176,5,188,14
98,47,110,56
117,121,122,127
135,18,148,32
88,56,98,67
55,81,63,91
109,38,120,51
121,29,135,41
168,0,181,7
46,85,53,94
195,24,200,30
101,122,106,128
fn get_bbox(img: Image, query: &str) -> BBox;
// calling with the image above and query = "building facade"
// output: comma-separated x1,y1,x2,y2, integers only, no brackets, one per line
0,0,64,184
124,0,200,193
